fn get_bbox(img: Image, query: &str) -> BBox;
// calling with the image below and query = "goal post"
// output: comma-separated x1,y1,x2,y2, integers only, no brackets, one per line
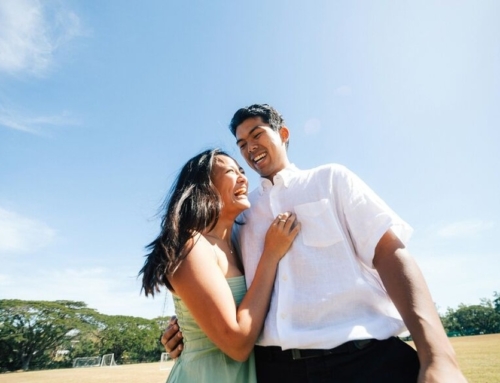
73,356,101,368
100,353,117,367
159,352,172,370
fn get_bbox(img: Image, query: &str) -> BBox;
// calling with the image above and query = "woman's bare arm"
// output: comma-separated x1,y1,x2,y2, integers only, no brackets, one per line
169,214,300,362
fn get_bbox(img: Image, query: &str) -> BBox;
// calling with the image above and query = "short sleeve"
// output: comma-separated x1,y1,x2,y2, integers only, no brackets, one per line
334,166,413,267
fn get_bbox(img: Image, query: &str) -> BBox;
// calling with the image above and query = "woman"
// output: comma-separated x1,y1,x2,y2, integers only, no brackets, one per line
140,148,299,383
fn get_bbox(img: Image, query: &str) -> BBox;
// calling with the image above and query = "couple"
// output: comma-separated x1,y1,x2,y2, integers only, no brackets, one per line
141,104,466,383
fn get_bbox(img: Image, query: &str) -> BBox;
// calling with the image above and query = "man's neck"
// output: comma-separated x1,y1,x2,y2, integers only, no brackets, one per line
263,164,290,185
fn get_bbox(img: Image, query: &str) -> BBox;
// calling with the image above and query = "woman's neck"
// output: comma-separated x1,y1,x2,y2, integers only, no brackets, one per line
206,211,237,239
204,222,233,241
203,217,243,275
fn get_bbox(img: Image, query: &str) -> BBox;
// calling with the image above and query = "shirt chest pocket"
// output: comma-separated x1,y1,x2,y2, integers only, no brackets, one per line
294,199,344,247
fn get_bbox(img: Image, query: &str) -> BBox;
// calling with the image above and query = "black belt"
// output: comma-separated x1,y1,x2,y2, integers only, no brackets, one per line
255,339,376,361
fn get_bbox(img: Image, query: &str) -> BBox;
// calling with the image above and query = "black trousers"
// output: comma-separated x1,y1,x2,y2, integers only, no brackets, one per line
254,337,420,383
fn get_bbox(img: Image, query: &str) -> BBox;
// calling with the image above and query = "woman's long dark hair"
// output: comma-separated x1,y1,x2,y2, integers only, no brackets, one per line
140,148,230,295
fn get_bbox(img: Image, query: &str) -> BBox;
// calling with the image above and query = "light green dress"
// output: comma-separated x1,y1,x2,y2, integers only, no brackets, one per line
166,276,257,383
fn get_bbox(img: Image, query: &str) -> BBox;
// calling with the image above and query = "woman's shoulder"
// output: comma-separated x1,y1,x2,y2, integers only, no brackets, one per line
186,232,216,259
169,233,220,288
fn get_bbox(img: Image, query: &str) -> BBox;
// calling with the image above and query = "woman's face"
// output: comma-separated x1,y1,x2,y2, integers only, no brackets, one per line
211,155,250,216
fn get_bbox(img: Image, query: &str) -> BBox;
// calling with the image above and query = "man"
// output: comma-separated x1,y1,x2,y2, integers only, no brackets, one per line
163,104,466,382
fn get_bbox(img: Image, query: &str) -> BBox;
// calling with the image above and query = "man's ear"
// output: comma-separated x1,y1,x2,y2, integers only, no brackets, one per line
279,126,290,144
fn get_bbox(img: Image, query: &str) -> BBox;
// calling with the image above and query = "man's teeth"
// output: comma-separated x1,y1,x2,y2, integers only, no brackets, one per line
254,153,266,162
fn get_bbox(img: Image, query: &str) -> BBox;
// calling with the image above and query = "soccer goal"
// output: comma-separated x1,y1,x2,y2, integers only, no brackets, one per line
73,356,101,368
100,353,117,367
159,352,172,370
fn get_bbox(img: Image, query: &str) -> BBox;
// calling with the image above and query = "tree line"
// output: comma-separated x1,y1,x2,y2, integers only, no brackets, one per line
0,300,168,372
1,292,499,372
440,291,500,336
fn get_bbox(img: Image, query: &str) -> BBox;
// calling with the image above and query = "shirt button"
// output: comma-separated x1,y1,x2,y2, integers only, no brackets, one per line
281,313,287,320
282,274,288,281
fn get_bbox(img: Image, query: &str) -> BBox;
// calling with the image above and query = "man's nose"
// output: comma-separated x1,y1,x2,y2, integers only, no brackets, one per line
247,142,257,153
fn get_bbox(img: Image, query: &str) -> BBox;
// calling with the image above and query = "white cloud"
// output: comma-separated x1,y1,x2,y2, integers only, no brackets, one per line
408,221,498,311
0,0,84,77
335,85,353,96
304,118,321,135
0,207,56,254
0,105,79,133
0,265,171,319
415,250,500,313
0,274,11,286
437,220,494,239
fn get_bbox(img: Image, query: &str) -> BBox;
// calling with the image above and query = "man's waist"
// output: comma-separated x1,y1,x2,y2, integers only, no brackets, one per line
254,339,377,361
256,313,405,349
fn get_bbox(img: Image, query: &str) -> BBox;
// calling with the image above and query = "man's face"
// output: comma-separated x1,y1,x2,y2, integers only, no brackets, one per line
235,117,289,181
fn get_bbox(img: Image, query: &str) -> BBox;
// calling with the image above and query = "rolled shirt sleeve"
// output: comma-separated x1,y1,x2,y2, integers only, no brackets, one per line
334,166,413,268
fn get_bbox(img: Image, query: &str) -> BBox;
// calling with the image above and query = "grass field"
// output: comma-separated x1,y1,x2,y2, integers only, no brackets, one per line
440,334,500,383
1,334,498,383
0,361,175,383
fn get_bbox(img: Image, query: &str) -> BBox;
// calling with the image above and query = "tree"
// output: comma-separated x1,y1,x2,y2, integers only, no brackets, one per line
1,299,171,372
95,314,164,364
444,303,500,336
0,300,99,371
493,291,500,314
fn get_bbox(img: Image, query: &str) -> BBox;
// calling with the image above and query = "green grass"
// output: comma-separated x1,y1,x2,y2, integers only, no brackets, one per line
407,333,500,383
0,362,175,383
446,334,500,383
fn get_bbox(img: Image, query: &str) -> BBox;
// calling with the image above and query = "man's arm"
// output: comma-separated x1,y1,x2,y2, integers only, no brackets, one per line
373,229,467,383
160,316,184,359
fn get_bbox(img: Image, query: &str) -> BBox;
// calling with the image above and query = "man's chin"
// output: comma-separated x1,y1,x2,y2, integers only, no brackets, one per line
253,166,269,178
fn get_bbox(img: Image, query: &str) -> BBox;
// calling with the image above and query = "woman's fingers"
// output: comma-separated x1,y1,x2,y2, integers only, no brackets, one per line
276,212,297,231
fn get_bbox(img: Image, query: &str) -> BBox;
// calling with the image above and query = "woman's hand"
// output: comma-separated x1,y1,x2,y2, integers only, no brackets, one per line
263,212,300,261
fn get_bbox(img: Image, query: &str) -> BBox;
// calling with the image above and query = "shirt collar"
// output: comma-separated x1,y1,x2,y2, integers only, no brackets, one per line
259,164,299,194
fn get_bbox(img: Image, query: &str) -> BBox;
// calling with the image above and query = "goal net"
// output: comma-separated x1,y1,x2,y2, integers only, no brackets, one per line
100,353,117,367
73,356,101,368
159,352,172,370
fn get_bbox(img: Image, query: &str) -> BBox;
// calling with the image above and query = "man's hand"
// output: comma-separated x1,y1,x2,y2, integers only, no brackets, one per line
160,316,184,359
418,361,468,383
374,230,467,383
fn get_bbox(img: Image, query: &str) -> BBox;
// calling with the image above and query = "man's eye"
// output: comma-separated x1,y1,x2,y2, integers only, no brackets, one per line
239,143,247,150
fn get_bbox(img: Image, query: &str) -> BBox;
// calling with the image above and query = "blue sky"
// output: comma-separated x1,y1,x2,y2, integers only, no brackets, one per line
1,0,498,319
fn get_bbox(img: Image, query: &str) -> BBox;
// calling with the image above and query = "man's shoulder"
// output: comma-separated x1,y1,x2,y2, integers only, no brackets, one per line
309,162,348,172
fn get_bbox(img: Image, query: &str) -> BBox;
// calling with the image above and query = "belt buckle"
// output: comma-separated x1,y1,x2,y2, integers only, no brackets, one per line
291,349,302,360
353,339,373,350
291,349,323,360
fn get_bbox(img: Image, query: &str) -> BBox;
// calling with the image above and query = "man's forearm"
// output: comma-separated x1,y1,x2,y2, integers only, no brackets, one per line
373,230,460,369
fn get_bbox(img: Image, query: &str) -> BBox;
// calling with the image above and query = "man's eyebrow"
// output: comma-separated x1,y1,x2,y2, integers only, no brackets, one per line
236,126,261,146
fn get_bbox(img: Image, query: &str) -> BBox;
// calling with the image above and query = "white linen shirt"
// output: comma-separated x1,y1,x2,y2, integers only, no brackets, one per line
235,164,412,350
